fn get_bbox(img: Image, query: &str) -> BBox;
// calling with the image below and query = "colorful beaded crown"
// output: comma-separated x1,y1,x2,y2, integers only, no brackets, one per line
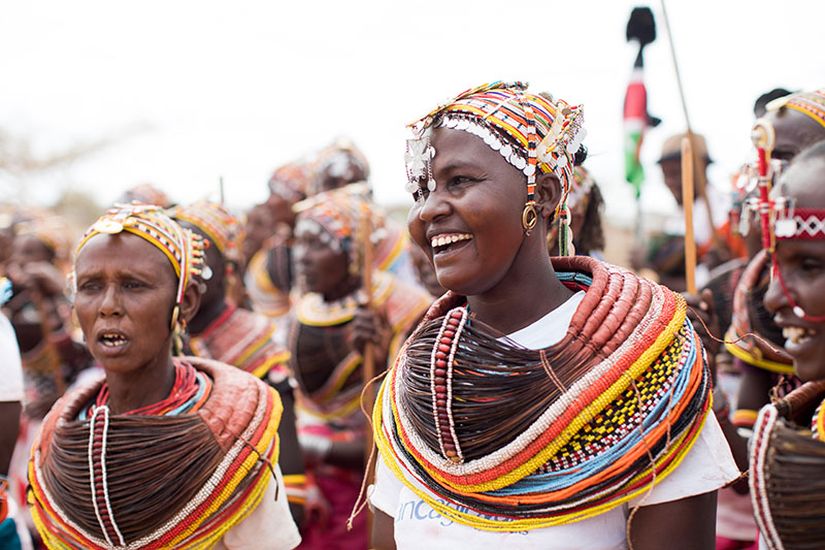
172,201,245,264
767,89,825,128
405,81,585,208
76,203,206,308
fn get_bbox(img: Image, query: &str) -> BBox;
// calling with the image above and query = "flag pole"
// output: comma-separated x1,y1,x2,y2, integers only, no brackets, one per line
660,0,722,288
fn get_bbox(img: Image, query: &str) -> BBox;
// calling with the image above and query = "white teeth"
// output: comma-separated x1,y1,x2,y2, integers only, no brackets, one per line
783,326,814,345
430,233,473,249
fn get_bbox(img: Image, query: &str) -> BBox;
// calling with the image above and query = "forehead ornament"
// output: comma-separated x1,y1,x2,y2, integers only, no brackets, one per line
405,128,437,194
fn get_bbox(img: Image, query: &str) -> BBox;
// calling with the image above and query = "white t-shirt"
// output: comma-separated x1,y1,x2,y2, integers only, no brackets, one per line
216,466,301,549
0,312,24,402
370,291,739,549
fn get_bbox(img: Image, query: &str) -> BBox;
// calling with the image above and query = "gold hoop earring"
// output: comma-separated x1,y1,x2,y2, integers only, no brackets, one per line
521,202,538,234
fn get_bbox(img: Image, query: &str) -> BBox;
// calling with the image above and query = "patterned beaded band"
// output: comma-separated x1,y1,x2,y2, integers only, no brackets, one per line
767,89,825,129
76,203,206,326
172,201,245,264
405,81,585,251
773,207,825,240
430,307,469,464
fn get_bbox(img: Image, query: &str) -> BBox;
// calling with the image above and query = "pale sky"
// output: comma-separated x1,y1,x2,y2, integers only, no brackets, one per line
1,0,823,227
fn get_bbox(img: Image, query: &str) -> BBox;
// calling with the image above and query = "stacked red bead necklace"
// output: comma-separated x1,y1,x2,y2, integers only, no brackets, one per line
430,306,469,464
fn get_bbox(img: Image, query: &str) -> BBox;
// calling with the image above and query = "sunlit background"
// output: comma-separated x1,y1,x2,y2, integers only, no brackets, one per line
1,0,823,232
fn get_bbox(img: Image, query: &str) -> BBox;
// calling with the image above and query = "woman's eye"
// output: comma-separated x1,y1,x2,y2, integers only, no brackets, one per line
123,280,145,290
78,281,101,293
447,175,475,189
801,258,824,273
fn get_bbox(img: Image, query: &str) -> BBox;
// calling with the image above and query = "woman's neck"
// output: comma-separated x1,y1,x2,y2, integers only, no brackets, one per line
466,243,573,335
322,276,361,303
104,354,177,415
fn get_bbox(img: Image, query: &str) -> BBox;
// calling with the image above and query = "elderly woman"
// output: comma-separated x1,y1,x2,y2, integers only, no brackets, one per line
754,140,825,549
368,82,738,549
27,204,300,549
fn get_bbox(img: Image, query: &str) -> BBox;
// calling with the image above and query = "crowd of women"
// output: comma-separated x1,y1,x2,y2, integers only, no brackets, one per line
0,81,824,549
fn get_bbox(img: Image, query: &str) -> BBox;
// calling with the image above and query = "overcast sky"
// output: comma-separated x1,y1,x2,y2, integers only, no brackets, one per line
1,0,823,226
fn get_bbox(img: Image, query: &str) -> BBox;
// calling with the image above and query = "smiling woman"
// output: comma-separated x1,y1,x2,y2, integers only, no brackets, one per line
748,141,825,549
369,81,738,550
26,204,301,549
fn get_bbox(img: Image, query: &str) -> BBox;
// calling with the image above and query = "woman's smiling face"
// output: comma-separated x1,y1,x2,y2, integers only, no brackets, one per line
765,154,825,382
406,127,533,297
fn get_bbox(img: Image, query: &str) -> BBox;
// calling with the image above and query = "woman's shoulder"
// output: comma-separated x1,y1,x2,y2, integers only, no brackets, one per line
185,356,282,448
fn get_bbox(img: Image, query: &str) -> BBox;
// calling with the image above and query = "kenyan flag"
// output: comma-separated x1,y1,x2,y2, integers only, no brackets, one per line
624,66,648,199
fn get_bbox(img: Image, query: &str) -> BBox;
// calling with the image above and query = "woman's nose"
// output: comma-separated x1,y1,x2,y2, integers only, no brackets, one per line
418,187,450,223
98,285,123,317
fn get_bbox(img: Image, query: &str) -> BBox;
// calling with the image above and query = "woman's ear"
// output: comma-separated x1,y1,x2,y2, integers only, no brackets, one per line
180,282,202,324
535,171,562,221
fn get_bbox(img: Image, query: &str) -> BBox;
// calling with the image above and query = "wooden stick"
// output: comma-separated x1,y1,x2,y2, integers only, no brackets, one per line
660,0,722,252
682,136,697,294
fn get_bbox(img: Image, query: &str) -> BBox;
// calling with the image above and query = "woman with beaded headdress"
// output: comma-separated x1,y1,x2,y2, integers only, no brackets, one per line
172,200,308,528
367,81,738,549
747,138,825,549
288,191,431,549
244,160,314,320
27,204,300,549
700,90,825,550
711,89,825,484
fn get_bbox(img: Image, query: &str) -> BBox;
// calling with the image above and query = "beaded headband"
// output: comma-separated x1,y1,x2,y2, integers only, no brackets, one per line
404,81,585,253
767,89,825,128
76,203,206,309
171,201,245,264
293,186,384,275
268,161,311,204
749,119,825,323
14,216,73,261
310,139,370,195
118,183,172,208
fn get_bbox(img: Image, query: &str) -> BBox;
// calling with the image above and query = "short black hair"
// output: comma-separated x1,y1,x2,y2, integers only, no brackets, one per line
753,87,794,118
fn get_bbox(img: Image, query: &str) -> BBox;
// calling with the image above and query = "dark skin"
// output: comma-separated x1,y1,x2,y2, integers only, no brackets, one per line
764,156,825,382
184,226,228,335
243,203,278,263
184,224,306,526
73,233,200,415
766,107,825,162
292,226,388,468
0,401,21,475
716,110,825,484
374,128,718,548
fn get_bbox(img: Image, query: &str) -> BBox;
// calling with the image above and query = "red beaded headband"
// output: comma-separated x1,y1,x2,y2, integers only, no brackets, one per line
774,207,825,240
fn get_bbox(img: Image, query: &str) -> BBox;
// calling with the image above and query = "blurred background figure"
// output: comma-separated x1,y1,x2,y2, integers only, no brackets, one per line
288,191,430,549
633,132,745,291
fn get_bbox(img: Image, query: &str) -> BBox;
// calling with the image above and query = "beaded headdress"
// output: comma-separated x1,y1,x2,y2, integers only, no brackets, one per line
766,89,825,128
310,138,370,195
76,203,206,328
404,81,585,254
747,119,825,323
117,183,172,208
14,215,73,263
293,185,383,276
268,161,311,205
171,201,245,265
